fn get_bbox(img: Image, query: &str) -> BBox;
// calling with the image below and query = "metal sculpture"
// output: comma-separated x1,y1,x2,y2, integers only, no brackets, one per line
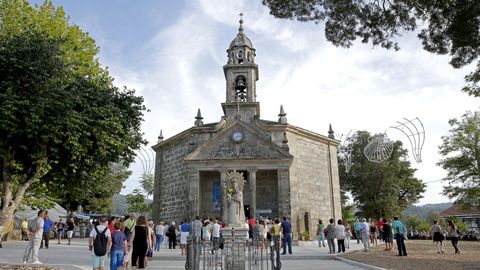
363,133,394,163
339,117,425,173
137,146,155,176
390,117,425,163
339,130,356,173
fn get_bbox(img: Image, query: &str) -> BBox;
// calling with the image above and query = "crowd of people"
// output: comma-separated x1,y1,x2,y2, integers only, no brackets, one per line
20,211,293,269
21,211,81,264
316,216,462,257
20,211,463,269
86,214,294,269
150,215,293,255
21,215,90,248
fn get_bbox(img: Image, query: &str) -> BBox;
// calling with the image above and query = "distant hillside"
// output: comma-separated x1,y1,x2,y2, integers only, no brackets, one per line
111,194,152,216
403,202,452,219
113,194,451,219
112,194,129,216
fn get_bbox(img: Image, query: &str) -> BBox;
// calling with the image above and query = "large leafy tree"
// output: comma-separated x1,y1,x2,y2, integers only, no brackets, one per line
54,162,132,214
262,0,480,97
339,131,425,218
0,0,146,228
438,111,480,207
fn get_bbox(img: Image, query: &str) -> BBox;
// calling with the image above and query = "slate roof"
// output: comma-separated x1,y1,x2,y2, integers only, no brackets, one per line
440,204,480,217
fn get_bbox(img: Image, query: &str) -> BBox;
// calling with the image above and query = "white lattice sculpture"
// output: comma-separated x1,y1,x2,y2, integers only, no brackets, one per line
341,131,356,173
363,134,394,162
391,117,425,163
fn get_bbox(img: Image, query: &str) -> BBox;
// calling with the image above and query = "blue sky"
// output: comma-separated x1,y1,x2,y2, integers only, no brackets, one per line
38,0,479,205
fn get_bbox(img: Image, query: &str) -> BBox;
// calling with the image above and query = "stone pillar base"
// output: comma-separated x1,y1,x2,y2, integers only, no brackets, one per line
221,225,249,240
221,224,249,270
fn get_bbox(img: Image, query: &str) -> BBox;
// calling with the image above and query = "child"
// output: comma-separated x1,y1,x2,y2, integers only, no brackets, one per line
110,221,127,270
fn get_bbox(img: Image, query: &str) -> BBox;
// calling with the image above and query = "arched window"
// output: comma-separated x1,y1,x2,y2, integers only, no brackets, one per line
234,75,247,102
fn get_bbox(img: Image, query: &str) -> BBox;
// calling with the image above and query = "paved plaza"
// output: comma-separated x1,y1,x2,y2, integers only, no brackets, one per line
0,238,377,269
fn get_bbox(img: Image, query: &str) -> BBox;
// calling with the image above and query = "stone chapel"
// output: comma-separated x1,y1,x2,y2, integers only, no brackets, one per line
152,18,342,240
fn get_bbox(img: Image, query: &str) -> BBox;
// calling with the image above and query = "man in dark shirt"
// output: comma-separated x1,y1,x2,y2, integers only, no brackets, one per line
66,219,75,245
280,216,292,255
57,219,65,244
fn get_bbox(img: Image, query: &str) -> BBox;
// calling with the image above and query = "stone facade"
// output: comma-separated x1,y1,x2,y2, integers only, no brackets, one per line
287,131,342,239
152,19,341,240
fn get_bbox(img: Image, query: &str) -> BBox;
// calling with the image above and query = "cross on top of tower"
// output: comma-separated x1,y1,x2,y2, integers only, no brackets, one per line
239,12,244,32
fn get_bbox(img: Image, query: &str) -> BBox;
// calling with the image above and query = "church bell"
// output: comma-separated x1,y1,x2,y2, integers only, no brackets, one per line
235,77,246,92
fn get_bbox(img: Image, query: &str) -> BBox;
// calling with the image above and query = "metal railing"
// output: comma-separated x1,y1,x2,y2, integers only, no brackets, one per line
185,237,281,270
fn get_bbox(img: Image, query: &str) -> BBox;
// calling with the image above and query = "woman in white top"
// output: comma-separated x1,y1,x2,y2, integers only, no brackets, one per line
335,219,346,253
259,220,268,250
344,223,352,249
431,220,445,254
447,220,460,254
202,221,211,241
155,221,164,251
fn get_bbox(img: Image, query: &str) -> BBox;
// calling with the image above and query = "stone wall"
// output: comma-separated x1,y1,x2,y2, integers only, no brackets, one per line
153,138,191,223
287,131,341,240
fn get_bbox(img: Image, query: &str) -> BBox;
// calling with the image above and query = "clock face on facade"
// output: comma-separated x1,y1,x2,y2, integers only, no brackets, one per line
231,131,244,143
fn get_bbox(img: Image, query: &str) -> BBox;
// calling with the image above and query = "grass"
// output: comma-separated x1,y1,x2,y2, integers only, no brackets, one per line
340,240,480,270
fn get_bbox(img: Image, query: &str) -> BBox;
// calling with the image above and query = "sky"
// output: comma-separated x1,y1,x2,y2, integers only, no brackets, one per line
38,0,479,205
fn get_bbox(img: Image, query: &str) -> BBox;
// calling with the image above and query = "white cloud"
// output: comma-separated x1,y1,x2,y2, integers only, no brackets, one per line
87,0,479,205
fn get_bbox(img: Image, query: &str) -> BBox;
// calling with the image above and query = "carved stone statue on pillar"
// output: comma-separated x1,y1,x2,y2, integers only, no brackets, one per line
224,171,247,226
221,170,249,270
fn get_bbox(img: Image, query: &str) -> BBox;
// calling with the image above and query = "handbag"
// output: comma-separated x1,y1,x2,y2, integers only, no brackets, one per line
146,249,153,257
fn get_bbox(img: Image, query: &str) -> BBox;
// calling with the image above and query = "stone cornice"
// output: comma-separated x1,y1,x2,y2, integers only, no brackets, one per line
152,125,217,151
185,159,292,170
256,120,340,146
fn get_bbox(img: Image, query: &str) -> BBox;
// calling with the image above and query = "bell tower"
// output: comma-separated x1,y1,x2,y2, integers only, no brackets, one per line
222,14,260,122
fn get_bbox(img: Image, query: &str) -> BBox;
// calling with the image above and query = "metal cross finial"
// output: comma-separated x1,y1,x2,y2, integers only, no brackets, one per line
238,12,244,32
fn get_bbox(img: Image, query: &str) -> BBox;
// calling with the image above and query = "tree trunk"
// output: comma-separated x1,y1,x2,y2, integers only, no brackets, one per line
1,159,14,230
1,159,39,229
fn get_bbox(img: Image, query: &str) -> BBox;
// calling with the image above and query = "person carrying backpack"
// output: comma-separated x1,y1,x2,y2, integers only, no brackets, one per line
88,216,112,270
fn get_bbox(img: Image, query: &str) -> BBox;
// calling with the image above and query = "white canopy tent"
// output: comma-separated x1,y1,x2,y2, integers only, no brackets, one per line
14,204,67,228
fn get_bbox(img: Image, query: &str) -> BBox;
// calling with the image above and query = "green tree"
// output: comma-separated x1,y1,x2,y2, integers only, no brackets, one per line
340,190,356,226
262,0,480,97
438,111,480,207
125,188,152,215
339,131,426,218
125,173,153,215
139,173,154,197
53,162,132,214
0,0,146,228
405,214,430,233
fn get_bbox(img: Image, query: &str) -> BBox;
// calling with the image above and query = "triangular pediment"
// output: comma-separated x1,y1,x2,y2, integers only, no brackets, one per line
186,120,292,161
